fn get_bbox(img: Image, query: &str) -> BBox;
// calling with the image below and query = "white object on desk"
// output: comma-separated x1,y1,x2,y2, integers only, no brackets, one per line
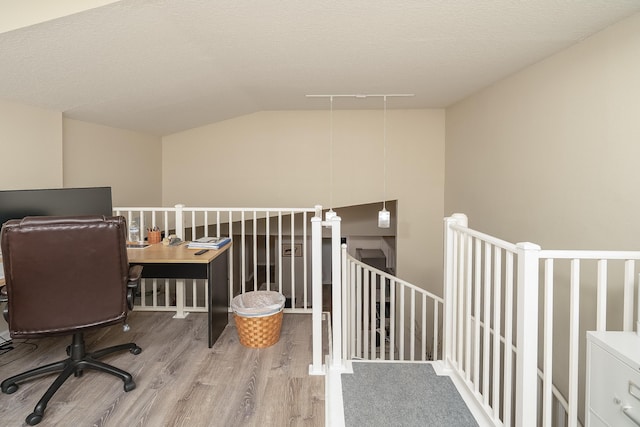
586,331,640,426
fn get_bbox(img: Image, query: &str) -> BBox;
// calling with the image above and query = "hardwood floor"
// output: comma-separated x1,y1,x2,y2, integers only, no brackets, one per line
0,312,324,426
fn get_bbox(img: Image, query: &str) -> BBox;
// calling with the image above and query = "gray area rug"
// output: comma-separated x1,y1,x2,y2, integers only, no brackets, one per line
341,362,479,427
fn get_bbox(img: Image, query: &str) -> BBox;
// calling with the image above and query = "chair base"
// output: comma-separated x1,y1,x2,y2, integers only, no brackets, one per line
1,332,141,426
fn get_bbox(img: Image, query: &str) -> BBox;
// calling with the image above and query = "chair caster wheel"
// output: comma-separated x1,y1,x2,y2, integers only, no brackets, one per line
130,346,142,355
124,380,136,392
2,383,18,394
26,412,43,425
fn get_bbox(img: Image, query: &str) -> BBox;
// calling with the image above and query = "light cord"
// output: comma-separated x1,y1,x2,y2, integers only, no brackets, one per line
304,93,415,215
383,95,387,211
329,96,334,212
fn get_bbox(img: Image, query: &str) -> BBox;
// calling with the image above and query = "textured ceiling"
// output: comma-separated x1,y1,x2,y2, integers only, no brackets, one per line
1,0,639,136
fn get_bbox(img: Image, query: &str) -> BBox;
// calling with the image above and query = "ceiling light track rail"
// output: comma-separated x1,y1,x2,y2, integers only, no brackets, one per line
306,94,414,99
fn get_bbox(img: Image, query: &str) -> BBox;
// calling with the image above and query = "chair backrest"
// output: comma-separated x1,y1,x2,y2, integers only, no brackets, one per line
0,215,130,338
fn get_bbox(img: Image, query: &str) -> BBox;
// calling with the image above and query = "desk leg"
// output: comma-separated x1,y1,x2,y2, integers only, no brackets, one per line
173,279,189,319
208,250,229,348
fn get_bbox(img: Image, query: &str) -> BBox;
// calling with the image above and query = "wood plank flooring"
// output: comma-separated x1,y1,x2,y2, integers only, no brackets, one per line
0,312,324,427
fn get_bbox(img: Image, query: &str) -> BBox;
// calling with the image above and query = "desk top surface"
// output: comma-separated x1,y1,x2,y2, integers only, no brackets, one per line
0,244,231,280
0,245,230,284
127,242,230,264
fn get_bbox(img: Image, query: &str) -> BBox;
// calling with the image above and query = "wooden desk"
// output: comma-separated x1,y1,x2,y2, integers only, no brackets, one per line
127,243,230,348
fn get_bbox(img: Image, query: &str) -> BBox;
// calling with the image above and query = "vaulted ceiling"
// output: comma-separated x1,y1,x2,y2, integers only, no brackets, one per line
1,0,639,136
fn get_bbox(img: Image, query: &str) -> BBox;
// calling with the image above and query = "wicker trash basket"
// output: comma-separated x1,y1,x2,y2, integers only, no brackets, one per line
231,291,286,348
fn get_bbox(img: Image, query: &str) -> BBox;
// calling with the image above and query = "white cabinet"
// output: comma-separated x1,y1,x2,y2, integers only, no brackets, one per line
586,331,640,426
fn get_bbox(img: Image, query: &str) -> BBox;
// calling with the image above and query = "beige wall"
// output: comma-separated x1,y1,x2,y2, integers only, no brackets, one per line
0,0,119,34
0,100,61,335
63,118,162,206
445,13,640,417
0,110,161,337
0,100,63,190
163,109,445,293
0,103,161,206
445,13,640,250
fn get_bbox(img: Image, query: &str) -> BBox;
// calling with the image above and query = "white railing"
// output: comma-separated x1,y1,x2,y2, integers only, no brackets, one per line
114,204,320,316
444,213,640,427
137,205,640,426
310,213,342,374
309,212,444,375
536,250,640,427
344,250,444,362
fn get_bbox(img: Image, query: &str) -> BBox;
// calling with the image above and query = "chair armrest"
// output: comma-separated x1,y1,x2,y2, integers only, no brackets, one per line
1,286,7,322
128,265,143,285
126,265,143,310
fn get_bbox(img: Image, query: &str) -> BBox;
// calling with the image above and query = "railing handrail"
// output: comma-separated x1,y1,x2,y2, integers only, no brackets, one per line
540,249,640,260
347,256,443,303
450,222,518,252
115,205,317,212
114,206,178,212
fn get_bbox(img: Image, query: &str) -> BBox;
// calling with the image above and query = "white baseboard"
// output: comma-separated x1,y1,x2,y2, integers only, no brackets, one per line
446,366,496,427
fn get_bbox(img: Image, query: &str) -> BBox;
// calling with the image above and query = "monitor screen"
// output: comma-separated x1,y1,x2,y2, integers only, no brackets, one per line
0,187,113,226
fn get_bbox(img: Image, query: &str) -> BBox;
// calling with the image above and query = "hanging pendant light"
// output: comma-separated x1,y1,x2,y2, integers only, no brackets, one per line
306,93,414,226
378,95,390,228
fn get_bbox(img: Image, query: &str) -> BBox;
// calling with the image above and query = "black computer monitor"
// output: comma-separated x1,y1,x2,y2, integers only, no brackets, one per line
0,187,113,226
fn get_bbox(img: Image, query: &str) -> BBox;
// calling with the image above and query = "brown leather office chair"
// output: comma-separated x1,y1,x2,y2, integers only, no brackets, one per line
0,215,143,426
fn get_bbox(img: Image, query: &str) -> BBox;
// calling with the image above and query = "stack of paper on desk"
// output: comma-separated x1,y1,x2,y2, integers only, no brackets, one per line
187,236,231,249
